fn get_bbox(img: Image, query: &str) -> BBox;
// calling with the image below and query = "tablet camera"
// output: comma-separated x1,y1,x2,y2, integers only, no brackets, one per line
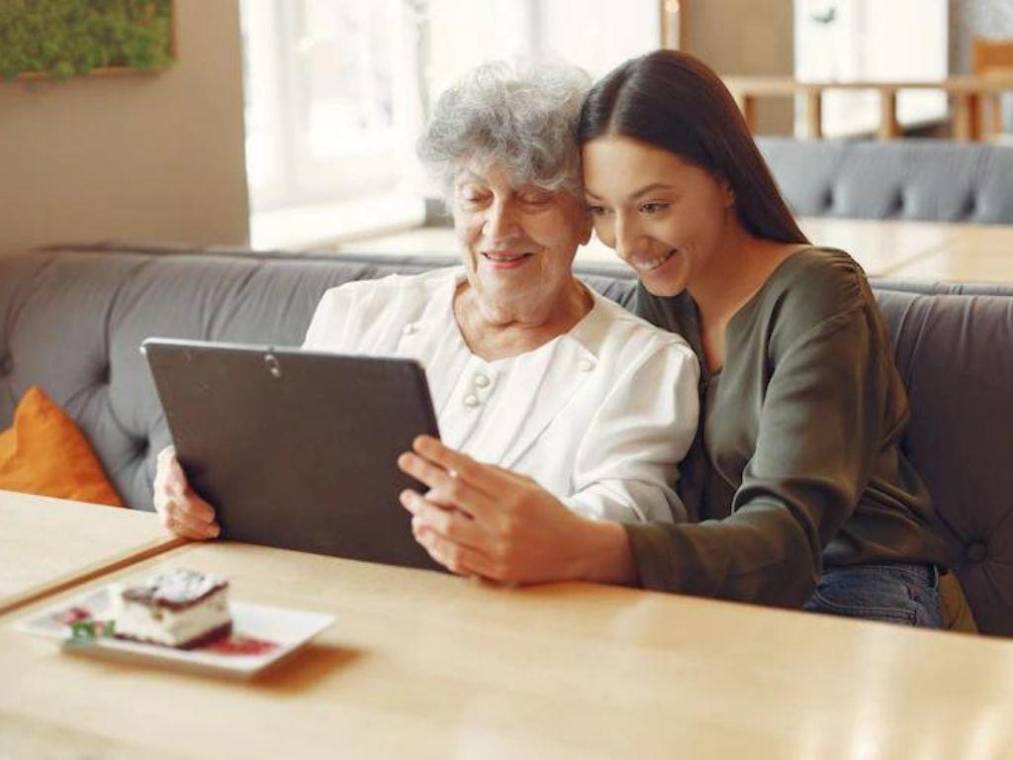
264,354,282,379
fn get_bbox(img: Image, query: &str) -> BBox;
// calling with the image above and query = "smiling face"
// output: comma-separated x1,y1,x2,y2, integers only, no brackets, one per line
581,135,737,297
452,157,591,323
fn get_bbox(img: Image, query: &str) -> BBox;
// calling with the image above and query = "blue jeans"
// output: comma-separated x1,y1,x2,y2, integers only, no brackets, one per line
803,563,943,628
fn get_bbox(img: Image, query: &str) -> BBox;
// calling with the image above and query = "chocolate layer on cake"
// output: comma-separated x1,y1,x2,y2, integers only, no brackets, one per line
121,568,229,611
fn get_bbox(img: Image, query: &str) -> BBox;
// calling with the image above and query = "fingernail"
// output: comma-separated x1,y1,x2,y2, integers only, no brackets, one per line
209,524,220,538
399,490,415,509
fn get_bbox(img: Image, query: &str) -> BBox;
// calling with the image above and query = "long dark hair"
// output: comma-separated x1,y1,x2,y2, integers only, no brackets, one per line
577,50,808,245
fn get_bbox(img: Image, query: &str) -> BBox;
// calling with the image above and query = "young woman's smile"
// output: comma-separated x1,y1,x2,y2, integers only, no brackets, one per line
581,135,736,298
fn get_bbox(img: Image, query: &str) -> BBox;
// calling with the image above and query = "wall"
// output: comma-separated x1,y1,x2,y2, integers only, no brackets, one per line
949,0,1013,74
949,0,1013,131
682,0,795,135
0,0,249,252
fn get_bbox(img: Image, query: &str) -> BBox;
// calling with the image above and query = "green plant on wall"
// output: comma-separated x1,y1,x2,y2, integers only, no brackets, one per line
0,0,174,81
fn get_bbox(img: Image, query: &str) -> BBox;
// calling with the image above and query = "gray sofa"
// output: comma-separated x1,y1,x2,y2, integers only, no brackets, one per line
2,243,1011,635
757,137,1013,224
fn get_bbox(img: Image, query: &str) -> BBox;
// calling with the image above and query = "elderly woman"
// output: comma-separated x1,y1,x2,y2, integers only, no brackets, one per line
153,60,699,541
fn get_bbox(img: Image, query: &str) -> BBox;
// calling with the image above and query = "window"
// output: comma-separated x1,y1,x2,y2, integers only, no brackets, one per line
794,0,948,138
240,0,661,248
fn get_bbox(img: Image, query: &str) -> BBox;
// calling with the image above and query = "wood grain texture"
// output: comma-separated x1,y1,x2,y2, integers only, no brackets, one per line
2,540,1012,758
798,217,957,276
723,75,1013,142
0,490,184,614
884,223,1013,283
332,218,1013,284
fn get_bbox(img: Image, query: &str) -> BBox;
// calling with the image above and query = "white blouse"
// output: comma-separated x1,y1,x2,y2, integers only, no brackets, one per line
303,268,699,523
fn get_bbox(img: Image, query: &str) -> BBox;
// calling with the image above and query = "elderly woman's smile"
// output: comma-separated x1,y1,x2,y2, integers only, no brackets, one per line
481,251,532,268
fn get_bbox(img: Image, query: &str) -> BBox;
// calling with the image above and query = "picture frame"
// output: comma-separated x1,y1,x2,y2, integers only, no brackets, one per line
0,0,176,82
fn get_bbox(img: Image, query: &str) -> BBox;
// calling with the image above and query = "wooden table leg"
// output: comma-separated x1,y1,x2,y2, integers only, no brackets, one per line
805,90,823,139
985,93,1002,139
953,92,982,141
969,92,982,140
878,89,900,140
733,92,757,133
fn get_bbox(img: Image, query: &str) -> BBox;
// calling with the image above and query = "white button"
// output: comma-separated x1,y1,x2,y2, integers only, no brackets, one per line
578,358,594,372
464,394,480,407
474,373,489,388
403,323,418,335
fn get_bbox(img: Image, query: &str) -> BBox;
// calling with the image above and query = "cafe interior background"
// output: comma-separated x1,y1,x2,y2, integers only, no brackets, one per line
1,0,1011,258
2,1,1013,756
1,0,1013,757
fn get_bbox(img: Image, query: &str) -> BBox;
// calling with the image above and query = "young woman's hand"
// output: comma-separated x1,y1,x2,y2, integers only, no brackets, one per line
152,446,220,540
397,436,635,585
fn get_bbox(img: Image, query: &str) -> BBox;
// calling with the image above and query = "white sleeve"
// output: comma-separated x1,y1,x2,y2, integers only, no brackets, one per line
561,339,699,524
302,282,370,352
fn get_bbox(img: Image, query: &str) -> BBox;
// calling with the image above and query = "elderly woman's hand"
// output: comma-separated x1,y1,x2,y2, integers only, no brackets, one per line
397,436,636,585
153,446,220,540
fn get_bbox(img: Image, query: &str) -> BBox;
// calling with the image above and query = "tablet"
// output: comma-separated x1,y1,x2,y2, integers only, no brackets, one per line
143,338,443,572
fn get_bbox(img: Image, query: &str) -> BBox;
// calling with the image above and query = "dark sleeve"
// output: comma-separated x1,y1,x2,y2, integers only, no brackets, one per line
623,303,896,607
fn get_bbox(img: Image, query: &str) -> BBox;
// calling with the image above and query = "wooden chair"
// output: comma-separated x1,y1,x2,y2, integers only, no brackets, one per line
973,38,1013,138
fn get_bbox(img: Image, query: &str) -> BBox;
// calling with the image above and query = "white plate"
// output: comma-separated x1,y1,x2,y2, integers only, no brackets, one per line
14,584,335,679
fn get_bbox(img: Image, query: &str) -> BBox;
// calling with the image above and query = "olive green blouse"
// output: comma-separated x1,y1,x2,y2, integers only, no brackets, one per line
624,247,947,608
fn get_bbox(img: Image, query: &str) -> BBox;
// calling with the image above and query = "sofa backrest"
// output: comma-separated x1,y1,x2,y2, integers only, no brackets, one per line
757,137,1013,225
1,245,1011,635
870,280,1013,636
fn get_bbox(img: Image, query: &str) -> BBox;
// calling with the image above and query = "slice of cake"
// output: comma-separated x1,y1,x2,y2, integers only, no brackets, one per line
112,568,232,649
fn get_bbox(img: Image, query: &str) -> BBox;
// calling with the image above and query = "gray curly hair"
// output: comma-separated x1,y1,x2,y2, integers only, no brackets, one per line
417,59,592,199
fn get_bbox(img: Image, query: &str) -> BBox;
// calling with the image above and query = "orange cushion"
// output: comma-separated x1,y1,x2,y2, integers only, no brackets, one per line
0,386,123,507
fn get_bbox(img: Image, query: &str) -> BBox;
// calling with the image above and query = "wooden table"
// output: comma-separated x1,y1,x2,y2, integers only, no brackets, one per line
798,216,959,276
888,224,1013,283
802,217,1013,283
2,539,1012,758
0,489,183,615
337,218,1013,284
722,75,1013,141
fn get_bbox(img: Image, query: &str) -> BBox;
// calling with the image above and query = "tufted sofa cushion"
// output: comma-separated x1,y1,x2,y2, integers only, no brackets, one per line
757,137,1013,224
1,244,1010,636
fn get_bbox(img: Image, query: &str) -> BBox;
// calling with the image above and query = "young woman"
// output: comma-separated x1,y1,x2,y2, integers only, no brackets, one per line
399,50,949,627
